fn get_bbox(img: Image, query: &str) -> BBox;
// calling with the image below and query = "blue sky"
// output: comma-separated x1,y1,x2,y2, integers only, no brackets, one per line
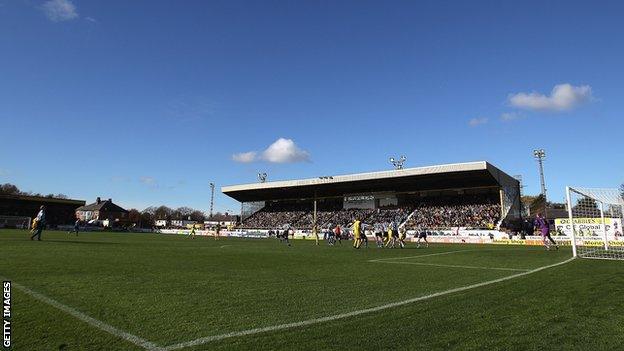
1,0,623,213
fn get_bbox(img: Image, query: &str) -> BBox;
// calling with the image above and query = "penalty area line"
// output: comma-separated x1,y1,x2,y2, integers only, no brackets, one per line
162,257,575,351
370,260,530,272
5,280,163,351
368,249,476,262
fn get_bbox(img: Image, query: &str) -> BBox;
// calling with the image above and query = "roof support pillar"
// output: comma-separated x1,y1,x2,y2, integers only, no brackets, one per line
313,192,317,229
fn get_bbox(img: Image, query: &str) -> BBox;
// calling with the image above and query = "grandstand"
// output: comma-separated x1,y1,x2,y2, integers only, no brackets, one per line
222,161,520,231
0,194,85,227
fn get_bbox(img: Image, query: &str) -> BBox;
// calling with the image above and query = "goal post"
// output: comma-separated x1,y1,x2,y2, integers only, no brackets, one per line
0,215,32,229
565,186,624,260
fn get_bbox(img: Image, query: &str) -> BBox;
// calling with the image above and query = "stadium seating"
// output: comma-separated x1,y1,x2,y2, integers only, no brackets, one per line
403,203,500,230
240,195,500,230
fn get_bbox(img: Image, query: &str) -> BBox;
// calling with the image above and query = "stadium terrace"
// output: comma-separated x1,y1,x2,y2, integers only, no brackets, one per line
222,161,521,230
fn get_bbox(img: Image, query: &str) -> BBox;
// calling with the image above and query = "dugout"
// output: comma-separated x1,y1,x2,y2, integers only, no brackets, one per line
222,161,521,223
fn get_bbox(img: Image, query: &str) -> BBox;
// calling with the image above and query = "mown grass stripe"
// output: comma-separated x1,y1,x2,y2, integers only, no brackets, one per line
163,257,575,350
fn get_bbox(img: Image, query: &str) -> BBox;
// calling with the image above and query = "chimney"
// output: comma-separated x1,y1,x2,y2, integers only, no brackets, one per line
108,198,112,203
96,197,101,204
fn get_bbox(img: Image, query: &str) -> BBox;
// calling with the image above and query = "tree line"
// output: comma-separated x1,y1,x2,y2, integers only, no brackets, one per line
0,183,68,199
127,206,231,228
522,182,624,217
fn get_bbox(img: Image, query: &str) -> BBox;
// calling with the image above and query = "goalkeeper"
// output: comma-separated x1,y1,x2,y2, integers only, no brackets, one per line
534,213,558,250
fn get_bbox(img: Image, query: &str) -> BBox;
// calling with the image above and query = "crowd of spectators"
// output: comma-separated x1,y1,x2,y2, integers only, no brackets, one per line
241,207,413,230
239,210,308,229
240,208,373,229
403,200,500,230
240,195,501,230
363,207,411,231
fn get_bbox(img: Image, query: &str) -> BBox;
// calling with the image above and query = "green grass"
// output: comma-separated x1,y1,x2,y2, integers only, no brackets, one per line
1,229,623,350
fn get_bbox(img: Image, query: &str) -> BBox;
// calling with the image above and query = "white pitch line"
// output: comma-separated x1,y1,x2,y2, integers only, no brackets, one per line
219,245,232,249
163,257,575,351
371,260,530,272
9,281,163,351
368,249,475,262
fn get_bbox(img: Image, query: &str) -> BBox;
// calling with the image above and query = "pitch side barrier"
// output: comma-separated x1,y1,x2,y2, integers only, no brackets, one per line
404,229,571,246
157,228,270,239
156,227,624,246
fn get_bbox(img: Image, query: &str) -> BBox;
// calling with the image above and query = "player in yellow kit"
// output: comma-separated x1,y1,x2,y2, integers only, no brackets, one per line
187,226,196,239
352,217,362,249
313,224,320,245
384,223,396,248
398,226,407,248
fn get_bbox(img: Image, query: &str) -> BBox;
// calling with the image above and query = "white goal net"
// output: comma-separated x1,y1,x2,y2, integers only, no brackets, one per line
565,187,624,260
0,215,32,229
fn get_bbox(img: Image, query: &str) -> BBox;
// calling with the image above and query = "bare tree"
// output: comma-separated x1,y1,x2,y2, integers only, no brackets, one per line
143,206,157,215
176,207,194,219
573,197,600,217
154,206,173,220
170,209,181,220
0,183,20,195
190,210,206,222
140,211,155,228
128,209,141,225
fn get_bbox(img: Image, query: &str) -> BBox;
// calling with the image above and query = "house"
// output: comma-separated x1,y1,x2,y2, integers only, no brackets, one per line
75,197,129,227
155,219,168,227
204,214,239,227
170,220,197,228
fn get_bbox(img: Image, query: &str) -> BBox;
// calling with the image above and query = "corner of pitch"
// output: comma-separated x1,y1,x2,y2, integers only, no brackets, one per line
3,281,11,348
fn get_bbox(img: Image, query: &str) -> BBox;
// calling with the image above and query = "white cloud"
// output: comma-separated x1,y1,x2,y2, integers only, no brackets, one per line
85,16,97,23
139,176,157,186
261,138,310,163
468,117,488,127
232,138,311,164
508,83,593,112
500,112,522,122
232,151,257,163
41,0,78,22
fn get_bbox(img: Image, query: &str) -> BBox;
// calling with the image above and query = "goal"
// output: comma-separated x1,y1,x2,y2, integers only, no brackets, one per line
0,215,32,229
565,187,624,260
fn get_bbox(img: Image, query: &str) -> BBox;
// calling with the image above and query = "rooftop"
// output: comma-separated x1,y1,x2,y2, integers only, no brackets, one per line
0,193,85,205
76,198,128,213
222,161,518,202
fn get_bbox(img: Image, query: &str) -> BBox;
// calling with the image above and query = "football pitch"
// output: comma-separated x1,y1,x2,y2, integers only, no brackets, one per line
1,229,623,350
